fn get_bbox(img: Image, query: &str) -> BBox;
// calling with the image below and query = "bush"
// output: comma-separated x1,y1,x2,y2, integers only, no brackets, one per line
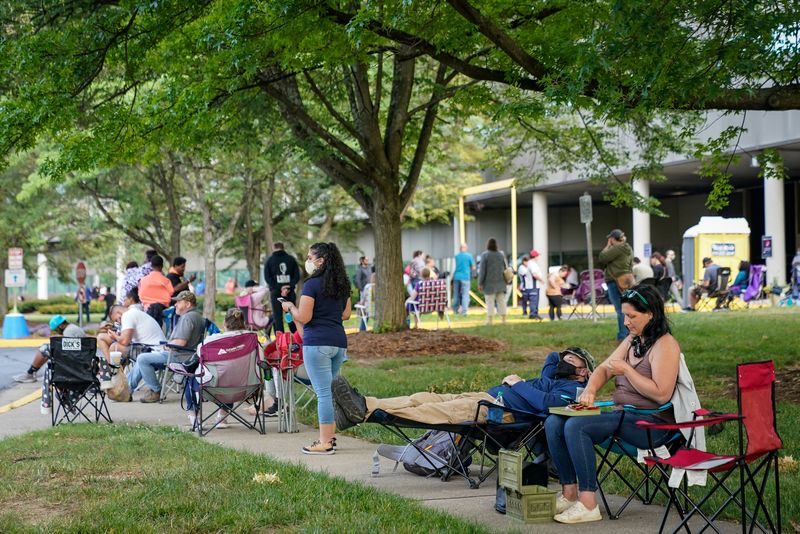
37,302,106,315
17,296,75,313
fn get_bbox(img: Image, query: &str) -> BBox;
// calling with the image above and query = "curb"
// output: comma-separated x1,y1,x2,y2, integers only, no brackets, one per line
0,389,42,414
0,339,45,348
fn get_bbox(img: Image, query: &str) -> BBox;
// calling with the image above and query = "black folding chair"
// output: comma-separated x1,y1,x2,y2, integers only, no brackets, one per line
368,402,545,489
47,337,112,426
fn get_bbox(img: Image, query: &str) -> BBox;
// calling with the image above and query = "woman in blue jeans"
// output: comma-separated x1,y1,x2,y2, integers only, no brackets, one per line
282,242,351,455
545,284,680,524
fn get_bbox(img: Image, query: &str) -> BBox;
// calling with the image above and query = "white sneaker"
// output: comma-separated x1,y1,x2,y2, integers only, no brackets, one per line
553,501,602,524
556,494,578,514
13,372,37,383
214,414,229,429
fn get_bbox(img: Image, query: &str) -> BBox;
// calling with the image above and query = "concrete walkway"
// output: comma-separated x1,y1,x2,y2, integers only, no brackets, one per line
0,381,743,533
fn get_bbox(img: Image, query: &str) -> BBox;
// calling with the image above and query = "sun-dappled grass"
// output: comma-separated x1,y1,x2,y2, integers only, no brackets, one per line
336,307,800,529
0,424,490,534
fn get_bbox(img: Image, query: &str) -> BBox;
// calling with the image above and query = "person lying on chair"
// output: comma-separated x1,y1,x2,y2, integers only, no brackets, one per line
333,347,595,430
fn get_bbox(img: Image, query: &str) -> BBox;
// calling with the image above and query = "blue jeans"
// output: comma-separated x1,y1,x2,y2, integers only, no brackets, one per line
606,281,628,340
128,350,169,392
453,279,471,314
521,288,539,317
304,345,347,425
545,411,673,492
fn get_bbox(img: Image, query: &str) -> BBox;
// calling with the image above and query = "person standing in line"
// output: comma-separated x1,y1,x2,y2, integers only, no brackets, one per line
546,266,568,321
354,256,371,299
117,250,157,304
632,257,654,283
517,256,536,317
479,238,508,326
650,252,667,281
664,250,683,306
452,243,476,316
264,242,301,333
526,249,545,319
165,256,197,297
101,286,116,321
281,242,351,455
75,284,91,324
598,229,633,341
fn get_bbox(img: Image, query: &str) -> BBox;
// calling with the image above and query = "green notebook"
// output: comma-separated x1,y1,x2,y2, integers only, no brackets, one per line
548,406,604,416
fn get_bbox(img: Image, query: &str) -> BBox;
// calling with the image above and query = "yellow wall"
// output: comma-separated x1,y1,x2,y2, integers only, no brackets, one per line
693,233,750,280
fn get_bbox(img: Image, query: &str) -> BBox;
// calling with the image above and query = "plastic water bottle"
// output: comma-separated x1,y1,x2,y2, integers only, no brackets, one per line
487,391,504,424
284,312,294,324
371,451,380,477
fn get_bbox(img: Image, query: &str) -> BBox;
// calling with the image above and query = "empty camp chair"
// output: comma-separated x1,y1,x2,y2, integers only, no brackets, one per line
406,278,452,328
46,337,112,426
568,269,605,319
638,361,782,534
263,331,306,433
170,331,265,436
743,264,766,304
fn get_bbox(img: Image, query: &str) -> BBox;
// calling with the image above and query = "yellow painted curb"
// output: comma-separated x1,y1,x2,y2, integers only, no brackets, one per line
0,389,42,414
0,338,46,348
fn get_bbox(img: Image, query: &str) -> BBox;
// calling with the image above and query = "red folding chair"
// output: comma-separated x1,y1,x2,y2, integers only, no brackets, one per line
638,361,782,534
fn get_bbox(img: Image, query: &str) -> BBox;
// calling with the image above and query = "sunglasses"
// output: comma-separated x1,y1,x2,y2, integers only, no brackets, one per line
621,289,648,306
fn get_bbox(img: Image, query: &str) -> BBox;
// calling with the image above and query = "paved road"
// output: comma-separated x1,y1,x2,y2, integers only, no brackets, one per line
0,347,37,391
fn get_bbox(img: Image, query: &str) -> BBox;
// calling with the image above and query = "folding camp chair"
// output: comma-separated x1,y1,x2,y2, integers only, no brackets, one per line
235,293,273,337
262,331,305,433
170,331,265,436
743,264,766,305
567,269,605,319
354,282,375,331
46,337,112,426
595,403,685,520
638,361,782,534
406,278,452,329
368,401,545,489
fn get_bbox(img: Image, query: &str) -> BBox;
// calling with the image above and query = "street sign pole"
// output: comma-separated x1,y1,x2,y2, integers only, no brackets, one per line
579,193,598,321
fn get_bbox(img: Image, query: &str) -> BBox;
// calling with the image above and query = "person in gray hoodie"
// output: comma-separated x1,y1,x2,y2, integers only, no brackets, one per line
479,237,508,325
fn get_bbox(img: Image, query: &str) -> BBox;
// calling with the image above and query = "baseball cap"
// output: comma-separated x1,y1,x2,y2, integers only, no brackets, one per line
49,315,67,330
529,249,540,258
560,347,596,372
607,229,625,240
702,257,712,265
175,290,197,305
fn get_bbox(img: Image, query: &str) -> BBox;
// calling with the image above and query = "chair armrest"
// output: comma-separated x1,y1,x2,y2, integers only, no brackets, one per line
635,413,740,431
167,362,202,377
476,400,542,422
160,341,195,353
623,402,673,415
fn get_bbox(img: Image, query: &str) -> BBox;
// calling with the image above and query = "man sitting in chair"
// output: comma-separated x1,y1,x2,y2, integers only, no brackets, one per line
333,348,595,429
128,290,205,403
686,257,719,310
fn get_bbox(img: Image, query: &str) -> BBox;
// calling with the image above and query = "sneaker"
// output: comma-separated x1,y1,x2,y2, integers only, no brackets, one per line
330,437,337,450
13,372,37,383
99,380,113,391
302,440,335,455
553,501,602,524
214,414,229,429
331,376,367,424
263,401,279,417
556,494,578,514
40,404,50,415
139,390,161,403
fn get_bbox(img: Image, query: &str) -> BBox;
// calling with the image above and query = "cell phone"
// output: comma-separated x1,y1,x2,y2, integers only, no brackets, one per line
277,297,287,303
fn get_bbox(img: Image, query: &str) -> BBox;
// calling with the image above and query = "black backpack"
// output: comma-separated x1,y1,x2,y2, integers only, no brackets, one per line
402,429,472,477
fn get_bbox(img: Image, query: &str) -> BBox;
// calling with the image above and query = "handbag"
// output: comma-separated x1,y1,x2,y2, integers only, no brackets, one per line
106,369,131,402
503,266,515,284
615,272,635,290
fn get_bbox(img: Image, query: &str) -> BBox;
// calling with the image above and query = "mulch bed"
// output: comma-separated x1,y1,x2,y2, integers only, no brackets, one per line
722,366,800,403
346,329,505,360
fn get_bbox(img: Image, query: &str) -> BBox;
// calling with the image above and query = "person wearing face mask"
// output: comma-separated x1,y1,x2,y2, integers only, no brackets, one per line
545,283,698,524
331,348,594,429
281,242,352,455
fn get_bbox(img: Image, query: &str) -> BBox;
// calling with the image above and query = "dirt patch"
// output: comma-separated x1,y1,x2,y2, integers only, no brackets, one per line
0,497,80,524
721,366,800,403
346,330,505,360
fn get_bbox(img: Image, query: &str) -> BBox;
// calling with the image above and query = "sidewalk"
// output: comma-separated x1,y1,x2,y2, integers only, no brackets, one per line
0,382,742,533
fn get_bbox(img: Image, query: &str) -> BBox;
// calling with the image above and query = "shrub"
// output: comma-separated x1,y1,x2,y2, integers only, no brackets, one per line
37,302,106,315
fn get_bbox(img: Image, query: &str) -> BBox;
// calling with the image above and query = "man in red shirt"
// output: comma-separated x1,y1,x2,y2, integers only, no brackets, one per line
138,255,173,310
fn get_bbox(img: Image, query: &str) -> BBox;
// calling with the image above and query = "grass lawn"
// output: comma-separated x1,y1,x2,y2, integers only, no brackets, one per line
336,307,800,530
0,424,490,534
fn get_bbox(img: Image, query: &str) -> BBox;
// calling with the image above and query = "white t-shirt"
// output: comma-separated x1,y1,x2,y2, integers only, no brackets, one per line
518,264,535,290
121,307,166,346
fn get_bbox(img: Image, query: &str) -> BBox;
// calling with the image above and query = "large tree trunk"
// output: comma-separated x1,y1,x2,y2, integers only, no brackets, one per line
201,223,217,320
370,189,406,330
262,174,275,260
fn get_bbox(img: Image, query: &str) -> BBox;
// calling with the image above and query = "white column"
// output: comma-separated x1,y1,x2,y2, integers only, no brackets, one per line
532,191,549,311
764,162,787,285
632,180,651,259
36,253,48,300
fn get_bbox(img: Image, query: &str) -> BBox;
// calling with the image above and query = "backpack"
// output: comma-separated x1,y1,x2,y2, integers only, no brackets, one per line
377,429,472,477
